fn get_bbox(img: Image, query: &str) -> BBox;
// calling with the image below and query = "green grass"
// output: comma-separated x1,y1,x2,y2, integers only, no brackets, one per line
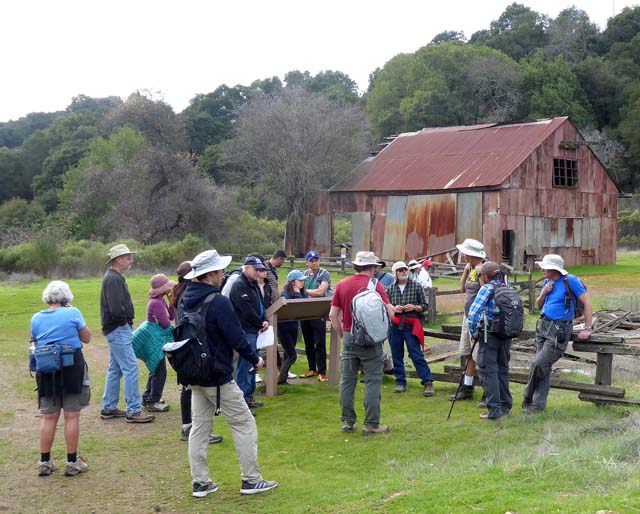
1,256,640,513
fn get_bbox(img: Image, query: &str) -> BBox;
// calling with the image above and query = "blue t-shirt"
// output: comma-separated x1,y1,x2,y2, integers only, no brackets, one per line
31,307,87,350
541,275,586,320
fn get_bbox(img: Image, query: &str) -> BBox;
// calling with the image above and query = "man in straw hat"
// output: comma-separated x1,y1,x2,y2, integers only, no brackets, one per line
450,238,487,404
522,254,593,414
181,249,277,497
100,244,155,424
329,251,395,436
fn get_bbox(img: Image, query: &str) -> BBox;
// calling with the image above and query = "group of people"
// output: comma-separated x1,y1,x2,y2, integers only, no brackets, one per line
29,237,593,495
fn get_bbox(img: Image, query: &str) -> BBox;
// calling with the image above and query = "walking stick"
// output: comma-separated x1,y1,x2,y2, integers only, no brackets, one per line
446,338,478,421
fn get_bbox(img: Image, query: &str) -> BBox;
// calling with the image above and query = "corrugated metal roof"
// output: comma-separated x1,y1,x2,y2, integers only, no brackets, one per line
330,117,569,192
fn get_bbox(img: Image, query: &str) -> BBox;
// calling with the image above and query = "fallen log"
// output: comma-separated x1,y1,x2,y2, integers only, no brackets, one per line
578,393,640,406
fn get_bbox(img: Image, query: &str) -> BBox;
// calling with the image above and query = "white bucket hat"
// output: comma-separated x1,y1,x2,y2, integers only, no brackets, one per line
184,249,232,279
392,261,409,273
456,238,486,259
351,251,379,267
106,244,137,264
535,254,567,275
407,259,421,270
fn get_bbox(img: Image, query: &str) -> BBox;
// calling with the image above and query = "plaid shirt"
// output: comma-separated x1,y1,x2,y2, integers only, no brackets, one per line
266,262,279,304
385,279,427,318
467,279,502,338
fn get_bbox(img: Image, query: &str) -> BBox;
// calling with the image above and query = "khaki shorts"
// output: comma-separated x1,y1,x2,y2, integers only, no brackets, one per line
40,385,91,414
459,316,479,361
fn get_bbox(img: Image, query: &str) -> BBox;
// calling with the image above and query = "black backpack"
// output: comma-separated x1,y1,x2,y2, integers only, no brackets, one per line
564,275,587,319
164,293,223,387
489,284,524,339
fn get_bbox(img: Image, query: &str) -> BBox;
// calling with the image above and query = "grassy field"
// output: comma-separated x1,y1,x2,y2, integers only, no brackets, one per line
1,254,640,513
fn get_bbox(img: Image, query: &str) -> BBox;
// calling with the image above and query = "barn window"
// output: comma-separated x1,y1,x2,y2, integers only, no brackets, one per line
553,159,578,188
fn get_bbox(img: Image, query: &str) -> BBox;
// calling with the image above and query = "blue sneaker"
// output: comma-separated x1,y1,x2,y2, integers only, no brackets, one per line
240,479,278,495
193,481,218,498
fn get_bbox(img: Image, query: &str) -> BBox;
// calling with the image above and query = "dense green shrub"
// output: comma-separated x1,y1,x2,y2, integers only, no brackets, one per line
218,213,285,257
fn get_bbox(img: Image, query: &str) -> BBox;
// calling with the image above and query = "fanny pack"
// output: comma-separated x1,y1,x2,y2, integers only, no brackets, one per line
29,343,75,374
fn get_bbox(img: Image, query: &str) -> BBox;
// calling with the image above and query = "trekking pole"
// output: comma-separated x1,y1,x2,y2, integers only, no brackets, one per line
447,337,478,421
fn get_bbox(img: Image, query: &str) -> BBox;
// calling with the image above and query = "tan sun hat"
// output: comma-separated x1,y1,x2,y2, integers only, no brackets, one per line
535,254,567,276
106,244,137,264
351,251,379,267
456,239,486,259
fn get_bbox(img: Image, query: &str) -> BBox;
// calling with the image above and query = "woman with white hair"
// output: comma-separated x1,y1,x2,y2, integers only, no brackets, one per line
30,280,91,477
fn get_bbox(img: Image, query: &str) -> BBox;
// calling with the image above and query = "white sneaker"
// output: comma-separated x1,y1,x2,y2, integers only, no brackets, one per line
288,372,297,379
65,457,89,476
255,375,263,383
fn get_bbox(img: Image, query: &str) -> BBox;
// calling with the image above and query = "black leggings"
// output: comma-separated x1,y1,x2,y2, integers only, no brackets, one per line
181,386,192,425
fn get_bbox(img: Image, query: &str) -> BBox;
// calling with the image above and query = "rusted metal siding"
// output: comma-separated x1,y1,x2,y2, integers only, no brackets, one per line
381,196,408,260
405,195,431,259
351,212,371,253
456,192,483,243
427,194,457,259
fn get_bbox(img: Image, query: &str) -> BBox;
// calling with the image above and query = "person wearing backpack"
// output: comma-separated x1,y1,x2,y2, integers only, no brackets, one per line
386,261,434,397
467,262,515,422
181,249,277,497
329,251,395,436
522,254,593,414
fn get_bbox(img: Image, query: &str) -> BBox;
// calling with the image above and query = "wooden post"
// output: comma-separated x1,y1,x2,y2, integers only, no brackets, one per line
427,287,437,324
528,275,535,315
288,257,295,270
595,353,613,386
340,257,345,273
328,325,340,385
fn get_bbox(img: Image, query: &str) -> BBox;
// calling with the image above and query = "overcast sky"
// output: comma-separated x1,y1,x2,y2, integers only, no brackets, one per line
0,0,636,122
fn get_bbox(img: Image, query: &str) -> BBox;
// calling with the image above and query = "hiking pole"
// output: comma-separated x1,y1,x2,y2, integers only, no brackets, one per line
447,336,479,421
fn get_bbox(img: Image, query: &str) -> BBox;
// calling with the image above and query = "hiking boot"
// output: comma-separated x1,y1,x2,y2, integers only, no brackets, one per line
192,481,219,498
341,421,356,433
145,401,170,412
393,384,407,393
423,381,435,397
448,385,474,401
247,398,264,409
100,408,126,419
317,373,328,382
125,412,155,423
277,379,289,385
362,424,390,436
65,457,89,476
300,370,317,378
38,460,56,476
240,479,278,495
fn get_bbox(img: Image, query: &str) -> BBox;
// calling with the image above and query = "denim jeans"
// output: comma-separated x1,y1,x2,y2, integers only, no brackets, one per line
102,325,142,414
388,325,433,386
236,331,258,402
142,357,167,404
340,332,384,427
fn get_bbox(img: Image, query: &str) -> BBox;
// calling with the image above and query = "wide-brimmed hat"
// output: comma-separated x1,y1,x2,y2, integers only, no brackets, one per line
456,239,486,259
106,244,137,264
407,259,421,270
392,261,409,273
535,254,567,275
149,274,176,298
351,251,379,267
184,249,232,279
286,270,306,282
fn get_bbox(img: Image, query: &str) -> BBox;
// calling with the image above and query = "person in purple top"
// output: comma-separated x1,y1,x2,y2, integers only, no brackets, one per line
132,274,176,412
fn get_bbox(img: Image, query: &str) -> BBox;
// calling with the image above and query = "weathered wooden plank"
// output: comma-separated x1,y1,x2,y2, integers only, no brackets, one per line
423,330,461,341
424,350,460,363
572,342,640,355
578,393,640,406
570,333,625,343
595,353,613,386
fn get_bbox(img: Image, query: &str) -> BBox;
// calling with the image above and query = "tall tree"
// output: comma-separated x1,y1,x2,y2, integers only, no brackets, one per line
222,87,370,254
431,31,466,45
545,7,600,64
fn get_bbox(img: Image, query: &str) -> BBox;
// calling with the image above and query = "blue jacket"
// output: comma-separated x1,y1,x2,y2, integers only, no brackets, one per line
182,281,259,386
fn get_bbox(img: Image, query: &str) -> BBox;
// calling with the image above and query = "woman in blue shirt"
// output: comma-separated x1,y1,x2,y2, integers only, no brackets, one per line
30,281,91,477
277,270,308,385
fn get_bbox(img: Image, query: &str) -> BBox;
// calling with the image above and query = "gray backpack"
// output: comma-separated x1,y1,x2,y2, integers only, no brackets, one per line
350,278,390,346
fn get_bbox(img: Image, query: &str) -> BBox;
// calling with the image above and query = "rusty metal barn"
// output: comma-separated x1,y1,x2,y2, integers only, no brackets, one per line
299,117,620,269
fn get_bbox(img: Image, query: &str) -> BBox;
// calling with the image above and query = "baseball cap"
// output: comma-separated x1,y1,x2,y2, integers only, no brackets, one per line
305,250,320,261
244,256,267,270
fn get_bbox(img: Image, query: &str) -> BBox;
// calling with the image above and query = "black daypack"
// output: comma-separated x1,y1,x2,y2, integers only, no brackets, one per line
489,284,524,339
564,275,587,319
163,293,223,387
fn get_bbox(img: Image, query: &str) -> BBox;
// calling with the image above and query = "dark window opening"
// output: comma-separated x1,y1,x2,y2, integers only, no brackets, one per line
553,158,578,188
502,230,515,265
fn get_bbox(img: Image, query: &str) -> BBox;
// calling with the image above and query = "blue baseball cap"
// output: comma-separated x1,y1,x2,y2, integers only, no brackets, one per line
305,250,320,261
244,256,267,270
286,270,306,282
